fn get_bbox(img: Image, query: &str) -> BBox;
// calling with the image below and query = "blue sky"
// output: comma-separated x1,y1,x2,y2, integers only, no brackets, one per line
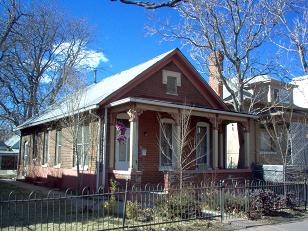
56,0,304,83
58,0,182,82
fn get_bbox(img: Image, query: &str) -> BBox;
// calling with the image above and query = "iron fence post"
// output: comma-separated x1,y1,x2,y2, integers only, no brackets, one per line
245,180,250,214
304,178,307,211
122,178,129,228
220,180,225,222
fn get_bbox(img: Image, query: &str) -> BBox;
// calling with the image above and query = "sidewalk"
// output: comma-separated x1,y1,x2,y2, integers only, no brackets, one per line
239,217,308,230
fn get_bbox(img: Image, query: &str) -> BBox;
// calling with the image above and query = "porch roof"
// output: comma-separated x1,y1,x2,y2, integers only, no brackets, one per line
108,97,258,119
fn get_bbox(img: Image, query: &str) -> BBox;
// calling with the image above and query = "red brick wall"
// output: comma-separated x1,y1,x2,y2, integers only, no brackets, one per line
138,110,163,184
122,62,215,108
18,119,99,191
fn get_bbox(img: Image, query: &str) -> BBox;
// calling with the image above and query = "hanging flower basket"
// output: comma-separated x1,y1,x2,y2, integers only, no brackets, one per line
116,121,127,143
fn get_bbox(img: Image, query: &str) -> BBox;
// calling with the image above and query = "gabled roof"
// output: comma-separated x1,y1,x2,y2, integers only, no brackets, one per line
5,135,20,150
16,48,229,130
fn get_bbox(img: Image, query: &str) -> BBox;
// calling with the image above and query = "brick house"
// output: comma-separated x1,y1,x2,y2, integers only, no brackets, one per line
16,49,256,191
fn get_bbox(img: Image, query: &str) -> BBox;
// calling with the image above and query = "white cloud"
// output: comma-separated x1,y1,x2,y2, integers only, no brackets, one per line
79,49,109,69
54,42,109,69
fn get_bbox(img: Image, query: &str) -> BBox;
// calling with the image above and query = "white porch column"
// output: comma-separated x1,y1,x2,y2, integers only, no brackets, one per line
127,109,142,171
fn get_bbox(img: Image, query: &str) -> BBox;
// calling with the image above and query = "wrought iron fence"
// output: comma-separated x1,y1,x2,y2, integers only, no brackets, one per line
0,180,307,230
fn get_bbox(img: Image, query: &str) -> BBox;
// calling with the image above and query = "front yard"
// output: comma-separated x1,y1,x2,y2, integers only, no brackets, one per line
0,180,307,231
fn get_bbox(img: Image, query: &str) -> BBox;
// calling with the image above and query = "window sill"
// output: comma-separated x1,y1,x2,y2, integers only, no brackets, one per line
196,165,211,171
113,170,131,174
260,151,277,155
159,166,175,172
72,165,89,171
53,164,61,169
166,92,178,96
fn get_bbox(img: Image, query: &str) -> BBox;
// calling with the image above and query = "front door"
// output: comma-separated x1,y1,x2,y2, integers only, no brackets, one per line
115,128,130,171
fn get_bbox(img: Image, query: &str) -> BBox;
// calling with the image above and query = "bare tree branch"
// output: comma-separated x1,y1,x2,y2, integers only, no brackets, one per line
111,0,183,9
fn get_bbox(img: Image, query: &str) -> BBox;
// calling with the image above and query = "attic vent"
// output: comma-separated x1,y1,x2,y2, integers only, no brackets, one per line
162,70,181,95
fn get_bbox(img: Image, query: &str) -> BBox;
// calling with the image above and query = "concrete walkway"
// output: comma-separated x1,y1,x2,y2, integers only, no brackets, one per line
239,217,308,230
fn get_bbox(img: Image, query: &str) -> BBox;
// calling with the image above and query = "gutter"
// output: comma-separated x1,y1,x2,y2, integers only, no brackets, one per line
108,97,258,119
89,110,102,192
15,104,99,131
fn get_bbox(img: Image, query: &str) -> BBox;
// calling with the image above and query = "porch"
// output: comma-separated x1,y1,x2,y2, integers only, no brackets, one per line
106,97,256,186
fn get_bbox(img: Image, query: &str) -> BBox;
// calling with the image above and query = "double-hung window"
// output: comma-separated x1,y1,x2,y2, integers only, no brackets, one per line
160,119,175,170
195,122,210,169
55,130,62,165
42,131,49,165
260,130,276,154
74,125,89,169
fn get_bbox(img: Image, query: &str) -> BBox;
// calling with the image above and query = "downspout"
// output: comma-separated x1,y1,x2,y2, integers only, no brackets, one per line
102,107,108,190
89,110,101,192
17,134,22,179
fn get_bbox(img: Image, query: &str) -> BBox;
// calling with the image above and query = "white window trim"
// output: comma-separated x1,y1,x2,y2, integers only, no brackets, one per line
159,118,176,171
195,122,210,170
115,126,130,171
162,70,181,95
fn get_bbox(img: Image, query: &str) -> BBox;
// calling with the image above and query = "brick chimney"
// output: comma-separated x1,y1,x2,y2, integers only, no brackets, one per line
208,51,224,98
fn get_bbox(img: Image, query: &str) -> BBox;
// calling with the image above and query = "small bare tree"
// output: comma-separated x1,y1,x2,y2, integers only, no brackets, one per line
261,106,308,183
56,76,97,191
158,109,209,188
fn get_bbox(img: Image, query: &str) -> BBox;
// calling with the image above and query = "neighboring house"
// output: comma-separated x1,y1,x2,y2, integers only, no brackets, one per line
293,75,308,108
16,49,256,191
218,73,308,178
0,135,20,170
